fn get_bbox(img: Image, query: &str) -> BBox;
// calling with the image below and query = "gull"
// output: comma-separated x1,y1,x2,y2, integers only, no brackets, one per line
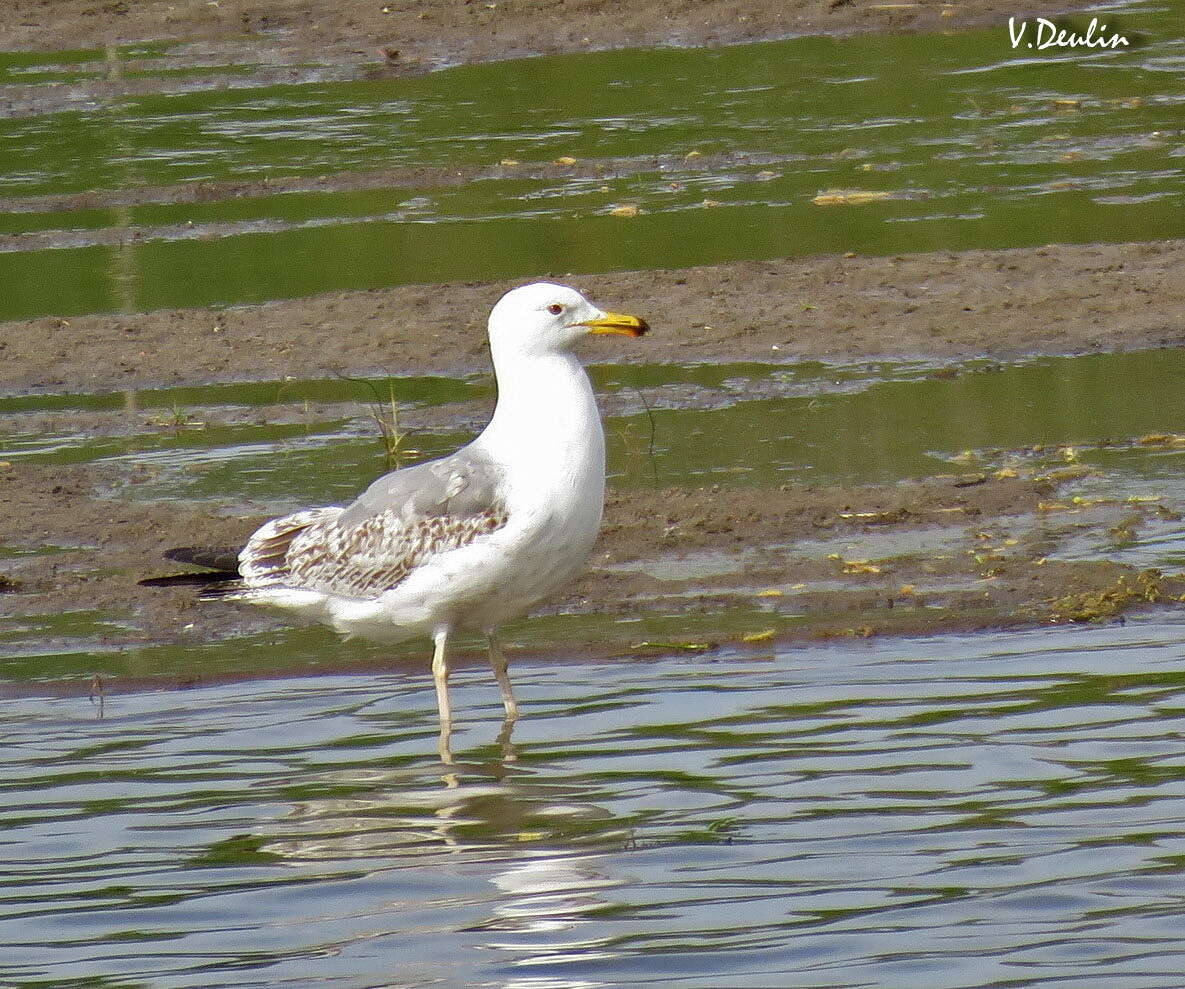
148,283,647,749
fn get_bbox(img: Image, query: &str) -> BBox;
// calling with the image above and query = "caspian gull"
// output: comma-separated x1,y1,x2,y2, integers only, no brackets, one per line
152,283,648,745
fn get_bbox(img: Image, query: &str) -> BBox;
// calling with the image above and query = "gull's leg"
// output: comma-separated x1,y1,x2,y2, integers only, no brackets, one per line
495,710,518,765
431,627,454,765
89,673,106,718
487,631,519,723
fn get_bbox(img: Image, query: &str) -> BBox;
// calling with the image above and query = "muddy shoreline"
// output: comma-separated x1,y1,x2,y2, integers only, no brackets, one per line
1,0,1106,66
4,239,1184,397
4,448,1184,694
5,237,1185,687
4,0,1183,691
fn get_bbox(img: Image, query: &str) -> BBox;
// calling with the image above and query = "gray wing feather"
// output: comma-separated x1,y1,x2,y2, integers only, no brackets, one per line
238,448,508,601
339,447,504,527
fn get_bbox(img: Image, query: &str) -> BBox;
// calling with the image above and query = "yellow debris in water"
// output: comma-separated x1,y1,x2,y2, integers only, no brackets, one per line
609,204,642,217
839,510,900,521
1037,501,1076,513
1139,433,1185,448
812,189,892,206
701,199,722,208
632,640,713,653
554,156,577,166
842,626,875,639
741,629,777,643
899,584,916,595
1035,465,1094,483
1052,99,1081,109
499,158,519,166
757,589,784,597
685,150,703,159
1038,499,1085,514
994,467,1019,479
840,559,883,574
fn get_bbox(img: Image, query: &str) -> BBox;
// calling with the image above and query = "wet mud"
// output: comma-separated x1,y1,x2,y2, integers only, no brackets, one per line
2,0,1181,690
3,239,1184,396
1,0,1100,69
4,454,1184,693
5,235,1185,689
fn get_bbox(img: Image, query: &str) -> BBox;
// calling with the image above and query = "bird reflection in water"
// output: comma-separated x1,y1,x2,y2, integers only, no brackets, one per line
253,729,630,976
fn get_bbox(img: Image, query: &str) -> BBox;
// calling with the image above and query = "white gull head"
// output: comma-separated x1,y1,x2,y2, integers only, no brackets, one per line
487,282,648,362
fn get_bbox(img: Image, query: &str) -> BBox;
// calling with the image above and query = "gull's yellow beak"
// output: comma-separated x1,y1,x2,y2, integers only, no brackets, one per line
577,311,649,338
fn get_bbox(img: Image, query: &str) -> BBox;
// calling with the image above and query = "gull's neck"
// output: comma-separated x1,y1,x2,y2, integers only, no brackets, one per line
474,346,605,487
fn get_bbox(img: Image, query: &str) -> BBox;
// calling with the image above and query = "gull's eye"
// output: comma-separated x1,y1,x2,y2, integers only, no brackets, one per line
548,303,564,315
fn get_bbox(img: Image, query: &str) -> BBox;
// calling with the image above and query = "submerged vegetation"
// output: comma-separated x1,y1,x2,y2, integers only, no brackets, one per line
335,372,421,471
1043,569,1180,625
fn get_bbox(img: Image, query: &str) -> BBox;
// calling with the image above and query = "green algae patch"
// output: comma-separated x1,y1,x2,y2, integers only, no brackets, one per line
1041,569,1185,626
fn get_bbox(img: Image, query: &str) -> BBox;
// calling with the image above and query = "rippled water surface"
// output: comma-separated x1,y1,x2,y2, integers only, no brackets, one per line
6,621,1185,986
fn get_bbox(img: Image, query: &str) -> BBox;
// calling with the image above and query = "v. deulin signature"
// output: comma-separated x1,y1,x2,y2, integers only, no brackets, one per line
1008,16,1129,51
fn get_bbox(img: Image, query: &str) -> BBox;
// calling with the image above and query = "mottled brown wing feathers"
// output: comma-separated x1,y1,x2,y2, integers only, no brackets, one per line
237,456,508,601
284,508,506,599
239,508,336,586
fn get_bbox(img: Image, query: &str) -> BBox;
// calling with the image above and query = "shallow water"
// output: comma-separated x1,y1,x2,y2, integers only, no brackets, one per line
1,0,1182,319
7,349,1185,500
7,347,1185,679
6,619,1185,987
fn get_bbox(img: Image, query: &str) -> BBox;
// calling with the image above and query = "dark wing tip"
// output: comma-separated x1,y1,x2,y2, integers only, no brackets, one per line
138,570,239,588
141,545,241,588
164,546,241,572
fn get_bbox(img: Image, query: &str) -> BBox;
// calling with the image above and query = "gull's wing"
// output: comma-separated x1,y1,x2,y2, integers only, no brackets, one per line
231,448,508,602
